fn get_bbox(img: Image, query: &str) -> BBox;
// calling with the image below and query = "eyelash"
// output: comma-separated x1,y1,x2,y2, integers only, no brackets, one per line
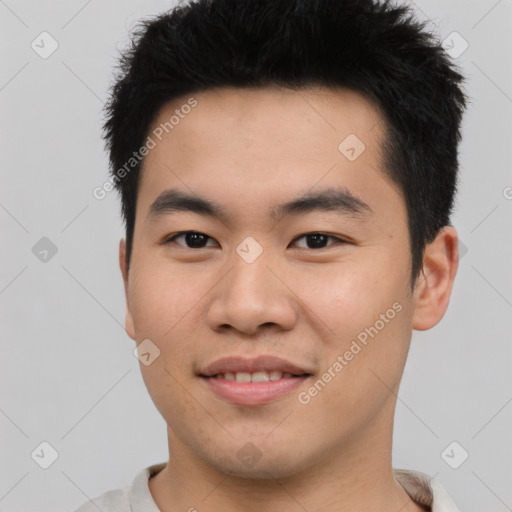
163,231,349,250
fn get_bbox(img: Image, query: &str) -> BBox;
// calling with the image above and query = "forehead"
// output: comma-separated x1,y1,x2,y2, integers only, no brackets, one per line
147,85,385,158
135,85,402,227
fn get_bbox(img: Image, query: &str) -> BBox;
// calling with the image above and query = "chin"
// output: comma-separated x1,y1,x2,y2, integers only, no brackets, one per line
201,443,314,480
211,459,303,480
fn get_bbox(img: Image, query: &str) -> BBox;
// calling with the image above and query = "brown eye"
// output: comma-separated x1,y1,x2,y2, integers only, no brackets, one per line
165,231,218,248
292,233,345,249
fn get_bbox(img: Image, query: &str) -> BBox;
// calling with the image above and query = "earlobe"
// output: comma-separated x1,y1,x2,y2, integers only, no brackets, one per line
412,226,459,331
119,239,136,340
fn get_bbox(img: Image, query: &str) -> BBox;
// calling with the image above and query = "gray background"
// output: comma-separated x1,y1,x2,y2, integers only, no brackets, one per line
1,0,511,510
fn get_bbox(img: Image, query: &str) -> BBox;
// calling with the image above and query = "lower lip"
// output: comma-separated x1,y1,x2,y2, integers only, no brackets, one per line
201,375,311,406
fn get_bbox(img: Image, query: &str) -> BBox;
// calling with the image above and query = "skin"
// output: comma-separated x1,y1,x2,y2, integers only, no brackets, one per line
119,85,458,512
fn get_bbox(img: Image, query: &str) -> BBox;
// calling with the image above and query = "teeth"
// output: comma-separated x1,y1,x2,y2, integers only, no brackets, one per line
251,371,270,382
214,370,288,381
235,372,251,383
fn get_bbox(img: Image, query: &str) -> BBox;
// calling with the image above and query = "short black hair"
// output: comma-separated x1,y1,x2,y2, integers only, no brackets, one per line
103,0,468,286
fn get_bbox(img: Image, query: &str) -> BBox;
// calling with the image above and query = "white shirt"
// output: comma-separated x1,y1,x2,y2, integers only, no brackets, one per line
74,463,461,512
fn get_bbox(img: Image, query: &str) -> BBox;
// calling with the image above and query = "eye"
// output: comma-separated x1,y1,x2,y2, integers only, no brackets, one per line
291,232,346,249
163,231,348,250
164,231,218,249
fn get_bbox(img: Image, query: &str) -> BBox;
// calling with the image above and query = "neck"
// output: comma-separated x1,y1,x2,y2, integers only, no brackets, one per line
148,416,426,512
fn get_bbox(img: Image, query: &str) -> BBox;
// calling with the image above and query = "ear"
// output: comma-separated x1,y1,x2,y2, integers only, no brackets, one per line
412,226,459,331
119,239,136,340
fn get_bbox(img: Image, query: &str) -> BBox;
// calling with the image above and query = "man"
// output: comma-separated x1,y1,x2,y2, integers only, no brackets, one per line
78,0,467,510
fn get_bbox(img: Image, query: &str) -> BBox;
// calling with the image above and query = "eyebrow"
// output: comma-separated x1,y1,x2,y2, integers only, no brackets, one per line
147,186,374,224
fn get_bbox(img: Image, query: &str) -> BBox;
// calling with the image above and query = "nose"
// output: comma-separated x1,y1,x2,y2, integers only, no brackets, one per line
206,247,298,336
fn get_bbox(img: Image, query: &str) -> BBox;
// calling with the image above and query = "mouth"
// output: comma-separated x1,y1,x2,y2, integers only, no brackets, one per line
202,370,311,382
198,356,314,406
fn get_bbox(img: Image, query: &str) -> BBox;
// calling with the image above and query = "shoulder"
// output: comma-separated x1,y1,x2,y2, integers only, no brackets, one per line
74,485,130,512
73,463,166,512
394,468,461,512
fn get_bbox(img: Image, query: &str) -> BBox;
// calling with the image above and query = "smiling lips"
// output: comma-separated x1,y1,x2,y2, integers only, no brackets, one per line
199,355,313,406
211,370,297,382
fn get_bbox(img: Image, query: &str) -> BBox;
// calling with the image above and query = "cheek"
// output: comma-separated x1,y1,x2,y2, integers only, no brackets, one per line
128,260,211,385
128,259,202,339
298,299,412,432
138,358,209,442
294,255,413,397
128,262,202,409
294,257,406,341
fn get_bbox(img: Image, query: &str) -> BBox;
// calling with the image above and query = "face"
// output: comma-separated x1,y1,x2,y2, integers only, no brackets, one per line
120,86,443,479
